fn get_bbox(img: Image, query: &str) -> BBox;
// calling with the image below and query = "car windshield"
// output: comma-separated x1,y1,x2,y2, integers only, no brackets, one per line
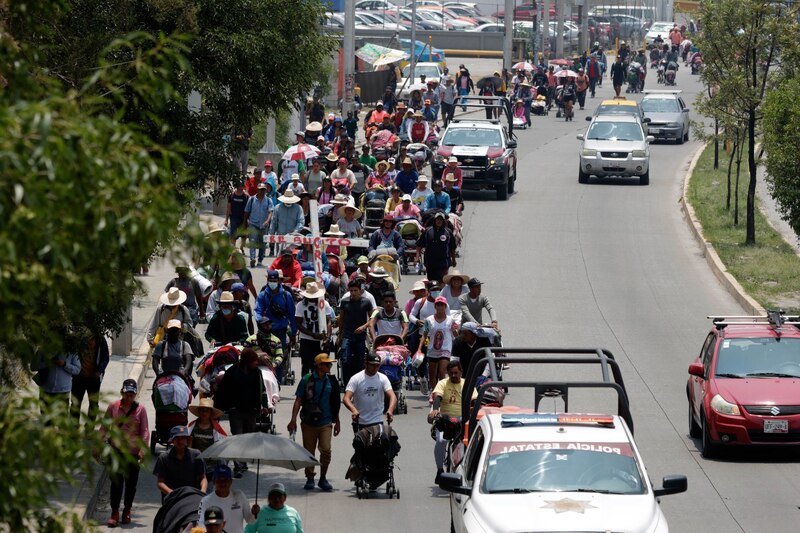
587,121,643,141
641,99,680,113
596,104,639,117
715,337,800,377
403,65,440,79
649,23,673,33
482,444,645,495
442,128,502,147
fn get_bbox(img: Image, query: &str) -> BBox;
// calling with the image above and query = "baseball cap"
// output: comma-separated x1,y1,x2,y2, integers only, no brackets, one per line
280,248,294,257
410,280,426,293
291,173,300,181
121,379,138,393
338,157,348,164
357,256,369,265
434,296,448,305
257,182,268,189
257,315,272,324
230,282,245,293
402,194,412,202
461,322,479,334
169,425,190,442
204,506,225,525
167,319,182,330
213,464,233,480
295,130,305,137
315,353,337,365
366,353,382,365
268,482,287,496
267,270,282,280
264,160,273,167
467,277,482,288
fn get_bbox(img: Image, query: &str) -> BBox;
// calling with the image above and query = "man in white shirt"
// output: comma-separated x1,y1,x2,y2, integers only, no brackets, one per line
343,353,396,428
197,465,257,533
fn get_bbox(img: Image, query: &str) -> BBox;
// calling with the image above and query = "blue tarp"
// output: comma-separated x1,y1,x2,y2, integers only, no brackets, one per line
399,39,446,64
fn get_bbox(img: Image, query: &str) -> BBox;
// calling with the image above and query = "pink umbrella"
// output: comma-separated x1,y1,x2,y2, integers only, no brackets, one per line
511,61,535,71
549,58,573,67
555,69,579,79
282,143,320,161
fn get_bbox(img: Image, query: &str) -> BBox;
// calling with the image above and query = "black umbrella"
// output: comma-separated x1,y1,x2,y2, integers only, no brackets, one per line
477,75,504,91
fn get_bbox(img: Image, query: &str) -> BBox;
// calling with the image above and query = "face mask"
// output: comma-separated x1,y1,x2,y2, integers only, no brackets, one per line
222,308,232,316
268,282,279,290
430,290,441,298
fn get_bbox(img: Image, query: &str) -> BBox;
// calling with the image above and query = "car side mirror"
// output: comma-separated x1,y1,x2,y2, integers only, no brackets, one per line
577,134,584,140
507,141,517,149
688,362,704,378
646,135,655,143
585,116,592,121
437,472,471,496
643,117,652,123
683,108,690,112
653,475,688,497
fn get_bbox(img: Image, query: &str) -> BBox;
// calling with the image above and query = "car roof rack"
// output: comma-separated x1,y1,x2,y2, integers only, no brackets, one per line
460,348,634,443
708,310,800,337
642,90,682,95
453,95,515,139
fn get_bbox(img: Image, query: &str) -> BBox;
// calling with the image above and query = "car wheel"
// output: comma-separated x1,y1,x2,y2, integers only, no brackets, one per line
578,165,589,184
684,129,690,142
507,167,516,194
677,132,685,145
639,170,649,185
496,173,509,200
701,411,719,458
688,399,701,438
450,513,456,533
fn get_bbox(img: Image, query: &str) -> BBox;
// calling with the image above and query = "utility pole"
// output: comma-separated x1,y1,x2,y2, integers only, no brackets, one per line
343,0,355,118
579,0,589,54
542,0,550,59
410,0,417,82
556,0,565,58
503,0,513,67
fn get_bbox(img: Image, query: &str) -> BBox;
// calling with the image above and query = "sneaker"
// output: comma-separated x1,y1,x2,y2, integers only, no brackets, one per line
420,378,429,396
121,508,131,524
250,259,256,268
304,478,316,490
107,510,119,528
318,478,333,491
233,468,243,479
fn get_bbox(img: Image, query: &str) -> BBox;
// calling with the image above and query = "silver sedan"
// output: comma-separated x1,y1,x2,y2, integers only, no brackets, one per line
640,91,691,144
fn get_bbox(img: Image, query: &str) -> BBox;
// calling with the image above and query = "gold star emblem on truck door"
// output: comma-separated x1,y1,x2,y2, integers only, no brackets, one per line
541,497,597,514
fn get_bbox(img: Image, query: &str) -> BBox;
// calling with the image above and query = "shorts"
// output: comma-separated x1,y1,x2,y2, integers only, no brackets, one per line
426,350,451,361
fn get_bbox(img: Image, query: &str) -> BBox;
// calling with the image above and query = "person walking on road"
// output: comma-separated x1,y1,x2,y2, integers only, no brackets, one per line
455,66,474,112
428,360,475,483
198,464,258,533
343,353,396,430
70,330,109,425
153,425,207,496
152,319,194,377
575,68,589,110
415,296,459,400
102,378,149,527
587,56,601,98
338,279,375,386
287,353,342,492
458,278,498,328
245,483,304,533
610,55,626,98
294,282,333,376
147,287,193,348
188,398,228,481
33,349,80,414
254,270,297,381
439,76,458,127
201,506,228,533
213,348,271,478
205,291,250,346
244,183,274,268
416,212,456,283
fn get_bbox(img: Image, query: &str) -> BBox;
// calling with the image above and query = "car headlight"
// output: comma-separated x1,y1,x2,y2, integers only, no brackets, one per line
581,149,598,157
710,394,741,416
489,156,506,166
631,150,647,157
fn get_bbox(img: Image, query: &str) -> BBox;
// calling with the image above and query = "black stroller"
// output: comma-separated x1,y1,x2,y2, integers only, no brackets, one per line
346,422,401,499
152,486,205,533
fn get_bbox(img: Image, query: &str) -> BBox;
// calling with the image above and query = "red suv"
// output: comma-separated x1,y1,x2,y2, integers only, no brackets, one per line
687,312,800,458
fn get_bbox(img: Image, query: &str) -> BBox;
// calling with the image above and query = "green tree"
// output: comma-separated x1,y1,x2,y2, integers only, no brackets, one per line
694,0,799,245
763,77,800,236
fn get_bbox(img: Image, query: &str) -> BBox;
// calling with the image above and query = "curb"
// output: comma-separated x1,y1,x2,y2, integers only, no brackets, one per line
82,333,153,522
680,144,765,315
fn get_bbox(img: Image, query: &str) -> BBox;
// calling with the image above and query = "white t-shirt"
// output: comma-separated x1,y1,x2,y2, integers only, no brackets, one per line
295,299,333,341
198,489,255,533
340,290,377,309
371,306,408,337
440,285,465,322
346,370,392,425
424,314,456,359
410,298,450,325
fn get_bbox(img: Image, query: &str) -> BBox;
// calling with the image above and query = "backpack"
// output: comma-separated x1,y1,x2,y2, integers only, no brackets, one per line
300,373,329,424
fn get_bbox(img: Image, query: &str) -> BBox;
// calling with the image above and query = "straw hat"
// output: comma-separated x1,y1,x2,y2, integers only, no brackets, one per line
409,280,427,293
443,269,470,284
374,333,404,348
206,222,227,236
278,189,301,204
159,287,187,306
376,160,389,171
330,193,349,205
418,175,429,183
370,266,389,278
306,121,323,132
338,201,363,219
324,224,345,236
325,152,338,162
300,281,326,299
219,291,235,304
188,397,223,419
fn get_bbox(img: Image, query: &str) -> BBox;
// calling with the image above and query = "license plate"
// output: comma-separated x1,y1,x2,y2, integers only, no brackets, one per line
650,128,661,134
764,419,789,433
462,170,475,178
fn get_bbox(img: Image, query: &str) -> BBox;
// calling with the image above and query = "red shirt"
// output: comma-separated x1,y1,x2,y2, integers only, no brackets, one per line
245,176,266,196
269,257,304,288
442,166,463,189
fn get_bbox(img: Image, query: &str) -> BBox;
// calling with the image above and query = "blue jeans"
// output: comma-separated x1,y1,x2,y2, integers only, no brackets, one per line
248,225,266,263
341,333,367,387
458,88,469,110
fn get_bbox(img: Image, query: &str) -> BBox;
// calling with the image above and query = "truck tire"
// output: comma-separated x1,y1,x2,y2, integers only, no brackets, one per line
496,172,509,200
579,166,589,184
507,167,516,194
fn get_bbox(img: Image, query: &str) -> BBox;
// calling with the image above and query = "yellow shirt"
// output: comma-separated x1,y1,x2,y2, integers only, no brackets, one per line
433,378,477,417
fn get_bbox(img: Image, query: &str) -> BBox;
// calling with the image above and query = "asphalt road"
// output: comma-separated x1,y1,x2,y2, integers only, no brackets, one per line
92,68,800,532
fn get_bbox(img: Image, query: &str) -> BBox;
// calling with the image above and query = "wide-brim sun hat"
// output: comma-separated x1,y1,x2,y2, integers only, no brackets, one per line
324,224,345,236
278,189,301,204
443,270,470,284
159,287,187,306
188,398,223,419
306,121,323,132
337,202,362,219
325,152,338,162
300,281,326,299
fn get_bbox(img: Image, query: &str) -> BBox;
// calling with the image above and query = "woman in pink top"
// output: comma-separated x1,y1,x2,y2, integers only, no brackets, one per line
102,378,149,527
441,157,463,188
393,194,421,221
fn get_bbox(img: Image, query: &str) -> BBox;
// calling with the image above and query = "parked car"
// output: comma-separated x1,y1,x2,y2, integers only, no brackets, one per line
646,21,675,46
470,23,504,32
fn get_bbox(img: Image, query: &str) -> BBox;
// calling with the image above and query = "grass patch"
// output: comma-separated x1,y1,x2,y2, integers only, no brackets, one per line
687,144,800,312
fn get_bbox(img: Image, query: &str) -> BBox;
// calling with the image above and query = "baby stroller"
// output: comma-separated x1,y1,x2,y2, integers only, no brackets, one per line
374,334,409,415
553,85,565,118
152,487,205,533
197,344,240,398
396,219,424,275
626,62,643,93
370,254,400,291
256,362,280,434
512,102,528,129
150,370,192,454
531,94,548,116
346,422,401,499
361,188,389,237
